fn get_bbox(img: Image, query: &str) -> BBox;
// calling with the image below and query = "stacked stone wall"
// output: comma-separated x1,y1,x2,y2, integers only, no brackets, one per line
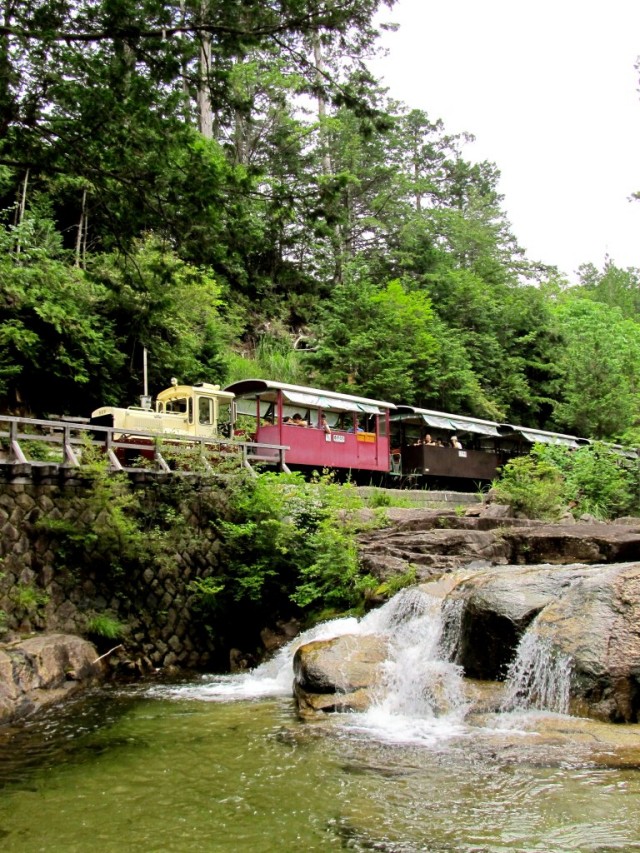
0,471,225,671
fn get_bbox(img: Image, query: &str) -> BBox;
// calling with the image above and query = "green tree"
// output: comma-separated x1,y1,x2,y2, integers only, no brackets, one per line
0,213,123,414
311,273,440,403
576,258,640,320
549,296,640,439
91,235,230,401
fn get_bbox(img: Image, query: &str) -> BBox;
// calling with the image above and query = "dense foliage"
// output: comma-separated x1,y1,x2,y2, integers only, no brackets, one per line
493,443,640,521
1,0,640,446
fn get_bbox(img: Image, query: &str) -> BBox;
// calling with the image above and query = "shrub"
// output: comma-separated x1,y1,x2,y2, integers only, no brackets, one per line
561,443,639,519
11,583,49,614
216,470,372,617
493,443,640,521
492,452,564,520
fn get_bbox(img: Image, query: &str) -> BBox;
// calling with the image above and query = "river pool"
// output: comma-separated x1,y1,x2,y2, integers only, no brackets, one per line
2,588,640,852
1,680,640,853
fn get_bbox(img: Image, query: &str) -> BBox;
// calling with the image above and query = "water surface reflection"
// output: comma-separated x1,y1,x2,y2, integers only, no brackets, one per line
0,683,639,852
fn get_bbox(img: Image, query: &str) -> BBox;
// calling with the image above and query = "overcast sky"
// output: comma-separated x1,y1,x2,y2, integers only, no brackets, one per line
370,0,640,281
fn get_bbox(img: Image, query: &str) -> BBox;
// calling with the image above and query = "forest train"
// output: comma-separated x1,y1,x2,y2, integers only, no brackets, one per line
90,378,606,486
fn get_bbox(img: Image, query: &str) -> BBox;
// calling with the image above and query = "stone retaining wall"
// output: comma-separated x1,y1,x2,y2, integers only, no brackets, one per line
0,471,225,671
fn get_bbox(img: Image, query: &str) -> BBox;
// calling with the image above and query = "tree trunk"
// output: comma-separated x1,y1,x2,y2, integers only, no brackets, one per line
198,32,213,138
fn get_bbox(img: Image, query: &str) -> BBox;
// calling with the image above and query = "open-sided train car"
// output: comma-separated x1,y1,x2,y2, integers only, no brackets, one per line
391,406,592,484
224,379,395,476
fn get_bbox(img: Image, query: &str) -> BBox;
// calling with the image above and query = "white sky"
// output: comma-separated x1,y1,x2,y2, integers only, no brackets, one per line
370,0,640,281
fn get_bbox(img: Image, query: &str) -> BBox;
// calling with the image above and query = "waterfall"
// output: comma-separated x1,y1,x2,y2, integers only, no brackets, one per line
349,588,469,743
501,626,573,715
157,613,363,701
156,586,573,736
158,586,467,723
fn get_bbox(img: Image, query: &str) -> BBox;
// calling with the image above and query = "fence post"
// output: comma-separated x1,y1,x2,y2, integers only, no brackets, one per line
104,430,123,471
9,420,27,464
62,425,80,466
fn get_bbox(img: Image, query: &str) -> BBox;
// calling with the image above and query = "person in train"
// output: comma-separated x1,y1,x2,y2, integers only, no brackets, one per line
450,435,463,449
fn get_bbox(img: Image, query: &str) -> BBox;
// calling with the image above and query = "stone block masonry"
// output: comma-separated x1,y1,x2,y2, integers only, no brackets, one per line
0,471,226,672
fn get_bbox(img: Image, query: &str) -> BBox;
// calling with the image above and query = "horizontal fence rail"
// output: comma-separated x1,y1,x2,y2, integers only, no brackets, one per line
0,415,289,478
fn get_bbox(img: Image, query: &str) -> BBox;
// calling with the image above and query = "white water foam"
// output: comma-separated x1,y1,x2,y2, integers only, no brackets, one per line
501,624,573,715
157,614,362,702
347,588,469,744
155,588,470,744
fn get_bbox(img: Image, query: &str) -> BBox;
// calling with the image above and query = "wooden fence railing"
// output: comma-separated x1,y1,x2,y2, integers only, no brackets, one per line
0,415,289,477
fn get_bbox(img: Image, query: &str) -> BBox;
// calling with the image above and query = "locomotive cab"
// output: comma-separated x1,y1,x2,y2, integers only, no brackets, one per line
91,382,236,439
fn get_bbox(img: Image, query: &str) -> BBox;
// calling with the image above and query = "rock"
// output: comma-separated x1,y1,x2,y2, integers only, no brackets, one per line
429,560,640,722
478,503,513,519
293,634,388,714
442,563,596,680
578,513,600,524
530,563,640,722
358,516,640,583
260,618,302,653
0,633,104,726
501,523,640,565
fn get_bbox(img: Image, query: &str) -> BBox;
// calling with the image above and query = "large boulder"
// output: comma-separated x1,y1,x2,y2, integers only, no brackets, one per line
439,563,596,680
0,633,104,725
531,563,640,722
293,633,388,715
432,561,640,722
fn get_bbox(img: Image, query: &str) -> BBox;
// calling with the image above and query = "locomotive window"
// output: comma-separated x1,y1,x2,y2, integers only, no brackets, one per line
166,398,188,414
198,397,213,425
378,415,387,437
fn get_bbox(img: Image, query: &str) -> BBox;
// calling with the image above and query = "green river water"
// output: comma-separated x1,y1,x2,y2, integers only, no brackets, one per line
2,588,640,852
1,681,640,853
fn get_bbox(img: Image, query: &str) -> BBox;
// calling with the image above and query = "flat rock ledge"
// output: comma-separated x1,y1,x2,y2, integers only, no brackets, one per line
357,508,640,580
0,633,104,726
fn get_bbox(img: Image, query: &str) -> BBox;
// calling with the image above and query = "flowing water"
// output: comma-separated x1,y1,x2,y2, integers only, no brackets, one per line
2,589,640,852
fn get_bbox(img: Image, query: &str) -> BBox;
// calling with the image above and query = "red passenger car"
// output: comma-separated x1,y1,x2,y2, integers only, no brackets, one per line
224,380,396,476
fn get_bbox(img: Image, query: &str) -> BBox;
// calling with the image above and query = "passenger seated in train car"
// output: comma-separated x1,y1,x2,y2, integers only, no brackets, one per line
450,435,463,449
319,414,331,434
290,413,308,427
413,433,436,446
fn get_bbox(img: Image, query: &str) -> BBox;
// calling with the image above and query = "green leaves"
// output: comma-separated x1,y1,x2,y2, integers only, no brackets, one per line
310,274,439,403
549,296,640,439
0,213,124,412
494,443,640,521
216,471,369,616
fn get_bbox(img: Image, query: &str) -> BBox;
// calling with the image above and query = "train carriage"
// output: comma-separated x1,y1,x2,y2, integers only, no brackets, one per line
86,375,619,485
391,407,592,484
391,406,504,482
224,379,395,476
